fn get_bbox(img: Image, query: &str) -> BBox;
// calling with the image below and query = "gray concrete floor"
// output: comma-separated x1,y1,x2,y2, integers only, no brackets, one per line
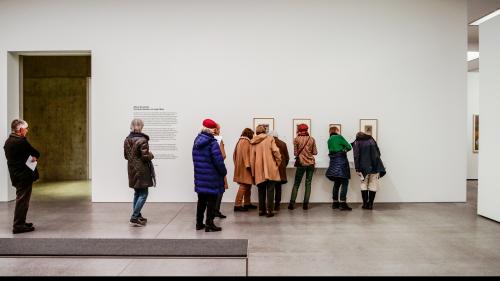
0,180,499,276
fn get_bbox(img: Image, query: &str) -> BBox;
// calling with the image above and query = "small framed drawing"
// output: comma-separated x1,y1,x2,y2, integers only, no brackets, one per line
293,118,311,136
473,114,479,153
329,124,342,135
253,118,275,134
360,119,378,141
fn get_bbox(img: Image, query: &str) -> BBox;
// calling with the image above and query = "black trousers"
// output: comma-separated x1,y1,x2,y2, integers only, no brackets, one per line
215,192,223,213
14,181,33,228
257,181,276,213
196,193,217,225
275,183,282,206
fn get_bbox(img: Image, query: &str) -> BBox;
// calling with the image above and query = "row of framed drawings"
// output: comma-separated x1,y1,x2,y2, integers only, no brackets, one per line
253,118,379,141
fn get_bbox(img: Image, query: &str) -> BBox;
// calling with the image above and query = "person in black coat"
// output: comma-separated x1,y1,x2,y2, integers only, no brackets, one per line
351,132,386,210
3,119,40,234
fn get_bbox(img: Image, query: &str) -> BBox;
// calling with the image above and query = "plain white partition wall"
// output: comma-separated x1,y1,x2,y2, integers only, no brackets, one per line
478,15,500,222
0,0,467,203
467,72,479,180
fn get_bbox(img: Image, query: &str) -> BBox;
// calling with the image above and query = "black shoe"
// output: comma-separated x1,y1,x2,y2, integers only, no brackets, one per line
234,206,248,212
215,212,227,219
288,203,294,210
339,202,352,211
138,217,147,223
332,201,340,209
205,224,222,232
244,204,258,209
130,218,146,226
13,226,35,234
266,212,275,218
259,211,266,216
302,204,309,210
274,205,280,211
25,222,34,227
196,223,205,230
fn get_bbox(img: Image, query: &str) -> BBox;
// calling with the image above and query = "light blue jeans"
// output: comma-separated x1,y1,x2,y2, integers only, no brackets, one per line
132,188,148,219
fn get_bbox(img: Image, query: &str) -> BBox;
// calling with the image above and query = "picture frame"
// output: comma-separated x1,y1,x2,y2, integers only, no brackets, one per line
253,117,275,134
293,118,311,136
359,119,378,141
329,124,342,135
473,114,479,153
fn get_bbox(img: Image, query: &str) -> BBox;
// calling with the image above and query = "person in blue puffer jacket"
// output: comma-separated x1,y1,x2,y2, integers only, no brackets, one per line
192,118,227,232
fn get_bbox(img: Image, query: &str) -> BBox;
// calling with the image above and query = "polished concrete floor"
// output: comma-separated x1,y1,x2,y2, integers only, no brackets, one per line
0,180,499,276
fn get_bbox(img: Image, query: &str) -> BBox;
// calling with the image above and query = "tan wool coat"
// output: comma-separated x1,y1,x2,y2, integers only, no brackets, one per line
232,136,254,185
250,133,282,185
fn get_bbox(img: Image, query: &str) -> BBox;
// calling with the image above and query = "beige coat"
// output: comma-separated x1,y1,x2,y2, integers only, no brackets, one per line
250,133,282,185
233,137,254,185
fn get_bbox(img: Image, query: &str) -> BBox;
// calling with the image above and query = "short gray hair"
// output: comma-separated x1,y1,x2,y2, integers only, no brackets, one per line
11,119,28,133
130,118,144,133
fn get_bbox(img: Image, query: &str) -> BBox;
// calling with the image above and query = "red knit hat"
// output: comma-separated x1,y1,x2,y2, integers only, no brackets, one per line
297,123,309,132
202,119,218,129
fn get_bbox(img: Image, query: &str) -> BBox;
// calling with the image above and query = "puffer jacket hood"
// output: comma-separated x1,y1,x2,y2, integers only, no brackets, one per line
194,132,214,149
127,132,150,141
250,133,267,145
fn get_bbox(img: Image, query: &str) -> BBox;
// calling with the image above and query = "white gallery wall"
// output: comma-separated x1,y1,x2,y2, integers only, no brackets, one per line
0,0,467,203
467,72,479,180
478,15,500,222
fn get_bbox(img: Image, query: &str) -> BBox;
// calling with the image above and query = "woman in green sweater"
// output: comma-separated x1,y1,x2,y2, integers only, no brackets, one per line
325,126,352,211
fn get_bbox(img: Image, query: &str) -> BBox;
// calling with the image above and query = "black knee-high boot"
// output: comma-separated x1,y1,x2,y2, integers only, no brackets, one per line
367,191,376,210
361,190,369,209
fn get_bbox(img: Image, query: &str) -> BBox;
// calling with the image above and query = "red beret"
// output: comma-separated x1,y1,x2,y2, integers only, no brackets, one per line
297,123,309,132
202,119,218,129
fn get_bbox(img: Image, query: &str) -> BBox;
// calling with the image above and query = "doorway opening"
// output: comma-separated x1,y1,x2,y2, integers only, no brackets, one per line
20,54,91,202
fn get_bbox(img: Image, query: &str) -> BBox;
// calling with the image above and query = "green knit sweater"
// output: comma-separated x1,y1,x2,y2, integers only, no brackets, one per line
327,134,352,153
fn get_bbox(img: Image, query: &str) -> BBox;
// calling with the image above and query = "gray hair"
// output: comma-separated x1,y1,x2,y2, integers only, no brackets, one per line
200,126,215,135
11,119,28,133
130,118,144,133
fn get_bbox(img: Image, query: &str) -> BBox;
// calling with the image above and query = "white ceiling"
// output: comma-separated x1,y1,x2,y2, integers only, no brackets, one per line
468,0,500,51
467,0,500,71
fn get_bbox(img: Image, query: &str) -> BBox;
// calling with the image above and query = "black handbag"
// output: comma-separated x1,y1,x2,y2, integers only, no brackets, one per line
294,137,310,167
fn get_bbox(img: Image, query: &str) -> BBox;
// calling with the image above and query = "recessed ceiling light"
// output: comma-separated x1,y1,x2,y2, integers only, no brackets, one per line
470,9,500,26
467,52,479,61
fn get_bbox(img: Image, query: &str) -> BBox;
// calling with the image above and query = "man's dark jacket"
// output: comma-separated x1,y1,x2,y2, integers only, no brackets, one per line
3,134,40,187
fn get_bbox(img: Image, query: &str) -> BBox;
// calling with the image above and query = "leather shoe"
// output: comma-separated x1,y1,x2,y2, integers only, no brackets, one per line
205,224,222,232
13,226,35,234
215,212,227,219
25,222,34,227
234,206,248,212
196,223,205,230
244,204,258,209
259,211,266,216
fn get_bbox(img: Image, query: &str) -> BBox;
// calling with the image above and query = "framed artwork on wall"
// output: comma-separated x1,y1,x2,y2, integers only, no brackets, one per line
293,118,311,136
253,117,275,134
329,124,342,135
473,114,479,153
360,119,378,141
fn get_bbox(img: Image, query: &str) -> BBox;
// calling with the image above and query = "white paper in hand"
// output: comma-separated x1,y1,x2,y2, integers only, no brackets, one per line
26,156,37,171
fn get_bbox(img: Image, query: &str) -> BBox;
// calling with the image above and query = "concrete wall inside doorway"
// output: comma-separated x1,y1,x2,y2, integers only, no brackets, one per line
23,56,90,181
